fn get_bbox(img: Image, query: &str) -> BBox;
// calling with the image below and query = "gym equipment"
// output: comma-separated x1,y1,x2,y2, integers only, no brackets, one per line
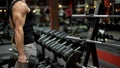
72,14,120,18
0,55,11,68
56,44,73,54
32,0,120,67
97,31,120,42
53,42,69,52
51,42,67,51
66,36,120,47
71,0,120,67
66,51,82,68
33,27,84,68
47,39,61,50
8,48,38,67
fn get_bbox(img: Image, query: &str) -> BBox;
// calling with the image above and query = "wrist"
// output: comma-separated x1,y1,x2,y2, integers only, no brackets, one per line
18,52,26,56
18,49,25,55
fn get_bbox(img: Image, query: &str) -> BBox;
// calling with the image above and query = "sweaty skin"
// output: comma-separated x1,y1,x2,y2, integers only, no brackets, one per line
9,0,30,63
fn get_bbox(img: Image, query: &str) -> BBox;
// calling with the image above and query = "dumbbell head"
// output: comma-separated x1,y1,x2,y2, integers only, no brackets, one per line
42,29,51,34
51,42,67,51
66,51,82,68
61,45,81,57
38,34,47,43
44,38,57,46
48,39,61,48
62,48,73,57
56,44,73,54
28,55,38,65
42,36,52,45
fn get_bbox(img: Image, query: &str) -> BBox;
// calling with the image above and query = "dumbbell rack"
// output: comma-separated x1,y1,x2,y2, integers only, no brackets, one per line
34,19,102,68
34,27,84,68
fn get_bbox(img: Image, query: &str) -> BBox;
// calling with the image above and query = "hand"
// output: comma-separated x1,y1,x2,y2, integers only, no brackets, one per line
18,54,28,63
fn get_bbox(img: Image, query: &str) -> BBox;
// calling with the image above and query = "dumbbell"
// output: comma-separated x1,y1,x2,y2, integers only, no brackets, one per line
0,55,13,67
38,30,65,44
57,32,67,38
38,29,56,37
38,30,58,44
44,38,57,47
63,46,81,57
41,36,52,45
47,39,60,48
42,29,51,34
61,41,85,57
36,27,45,32
58,32,67,38
41,36,61,46
53,31,61,36
52,31,67,38
45,38,72,53
54,44,73,58
48,39,61,49
38,34,47,43
51,42,67,51
46,40,73,55
48,30,57,35
9,48,38,65
38,34,52,43
54,40,74,54
56,44,73,54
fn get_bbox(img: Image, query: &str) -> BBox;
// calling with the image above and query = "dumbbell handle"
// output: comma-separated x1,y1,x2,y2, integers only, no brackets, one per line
45,38,57,45
54,44,64,51
49,39,61,48
38,34,47,43
52,42,67,50
74,46,81,51
60,44,73,54
56,44,73,54
63,48,73,57
55,42,72,51
43,29,51,34
46,39,60,48
54,31,61,36
38,34,46,40
42,36,52,45
49,30,56,35
63,46,81,57
57,32,66,37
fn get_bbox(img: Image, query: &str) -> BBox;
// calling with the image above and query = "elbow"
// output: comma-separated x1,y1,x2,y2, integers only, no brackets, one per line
14,27,24,35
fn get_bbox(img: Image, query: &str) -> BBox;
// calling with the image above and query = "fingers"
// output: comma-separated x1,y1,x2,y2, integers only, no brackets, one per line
18,55,28,63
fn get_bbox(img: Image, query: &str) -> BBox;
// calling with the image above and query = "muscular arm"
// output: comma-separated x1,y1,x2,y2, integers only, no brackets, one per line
8,1,30,63
12,2,29,56
13,12,25,55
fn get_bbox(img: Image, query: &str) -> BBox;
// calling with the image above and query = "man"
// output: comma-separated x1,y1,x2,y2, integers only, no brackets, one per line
9,0,37,68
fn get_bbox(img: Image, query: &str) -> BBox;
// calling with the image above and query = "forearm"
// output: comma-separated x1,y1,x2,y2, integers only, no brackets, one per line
15,28,25,55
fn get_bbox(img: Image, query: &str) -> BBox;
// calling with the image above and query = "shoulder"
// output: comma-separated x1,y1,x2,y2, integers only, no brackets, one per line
13,1,28,13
